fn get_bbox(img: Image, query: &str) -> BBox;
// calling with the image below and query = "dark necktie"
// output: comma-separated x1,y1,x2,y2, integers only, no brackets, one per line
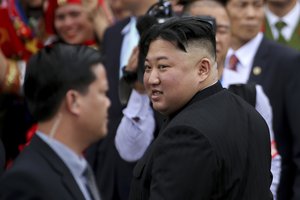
83,165,101,200
228,54,239,71
275,20,287,44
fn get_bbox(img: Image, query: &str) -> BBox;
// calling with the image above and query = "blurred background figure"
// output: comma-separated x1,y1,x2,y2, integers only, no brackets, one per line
0,0,49,166
114,1,173,162
107,0,130,22
45,0,112,45
221,0,300,198
264,0,300,50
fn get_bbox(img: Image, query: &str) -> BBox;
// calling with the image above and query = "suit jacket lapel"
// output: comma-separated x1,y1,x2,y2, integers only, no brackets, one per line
30,135,86,200
263,16,300,51
263,17,275,40
288,18,300,50
248,37,270,84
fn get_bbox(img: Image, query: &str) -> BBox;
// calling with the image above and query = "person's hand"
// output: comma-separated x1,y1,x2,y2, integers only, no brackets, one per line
133,81,146,94
82,0,99,18
101,0,115,25
82,0,112,40
125,46,139,72
126,47,146,94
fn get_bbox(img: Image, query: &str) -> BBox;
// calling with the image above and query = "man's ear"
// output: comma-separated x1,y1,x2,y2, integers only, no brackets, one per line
65,90,81,115
197,57,211,82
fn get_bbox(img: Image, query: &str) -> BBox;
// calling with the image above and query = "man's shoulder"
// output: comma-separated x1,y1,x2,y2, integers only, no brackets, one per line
105,17,131,35
2,143,50,176
259,36,300,57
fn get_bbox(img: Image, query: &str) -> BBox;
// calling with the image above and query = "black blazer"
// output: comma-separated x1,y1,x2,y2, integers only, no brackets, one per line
0,135,86,200
86,17,136,200
0,139,5,175
129,82,273,200
248,37,300,200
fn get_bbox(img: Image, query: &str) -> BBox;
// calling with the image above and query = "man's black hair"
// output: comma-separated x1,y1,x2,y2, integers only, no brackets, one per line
139,16,216,60
24,42,103,122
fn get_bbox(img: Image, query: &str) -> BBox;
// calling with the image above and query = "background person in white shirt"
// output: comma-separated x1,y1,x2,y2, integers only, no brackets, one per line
223,0,300,198
264,0,300,50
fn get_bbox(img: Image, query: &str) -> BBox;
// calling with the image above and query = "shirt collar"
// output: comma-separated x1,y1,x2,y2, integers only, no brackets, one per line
226,32,263,68
121,17,137,35
36,131,87,177
265,1,300,31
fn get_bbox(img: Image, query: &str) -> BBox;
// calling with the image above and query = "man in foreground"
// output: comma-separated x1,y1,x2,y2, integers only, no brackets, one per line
129,16,272,199
0,43,110,199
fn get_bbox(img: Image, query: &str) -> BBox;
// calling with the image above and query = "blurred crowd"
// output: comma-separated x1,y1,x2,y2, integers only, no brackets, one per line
0,0,300,199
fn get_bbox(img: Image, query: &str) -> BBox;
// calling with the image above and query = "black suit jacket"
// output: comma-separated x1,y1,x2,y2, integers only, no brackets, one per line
0,135,86,200
129,82,272,200
0,139,5,175
248,37,300,200
86,17,136,200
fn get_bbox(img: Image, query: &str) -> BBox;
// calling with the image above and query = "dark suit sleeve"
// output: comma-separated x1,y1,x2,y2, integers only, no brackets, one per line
150,126,218,199
285,58,300,199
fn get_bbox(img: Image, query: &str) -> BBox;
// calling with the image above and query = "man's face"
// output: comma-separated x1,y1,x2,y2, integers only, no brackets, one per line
189,4,231,66
54,4,94,44
79,64,110,140
226,0,264,46
143,39,202,116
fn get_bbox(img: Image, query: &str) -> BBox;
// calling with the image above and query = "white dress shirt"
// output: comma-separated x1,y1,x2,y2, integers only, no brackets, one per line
115,90,155,162
265,1,300,41
223,32,263,85
120,17,140,78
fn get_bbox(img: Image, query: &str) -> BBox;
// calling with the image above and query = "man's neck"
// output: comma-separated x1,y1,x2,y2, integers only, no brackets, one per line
267,0,297,18
230,37,249,50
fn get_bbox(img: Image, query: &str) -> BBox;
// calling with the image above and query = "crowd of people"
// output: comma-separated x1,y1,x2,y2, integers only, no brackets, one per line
0,0,300,199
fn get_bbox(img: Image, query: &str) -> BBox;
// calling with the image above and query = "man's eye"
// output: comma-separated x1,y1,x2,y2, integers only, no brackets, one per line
158,65,167,70
144,64,151,71
70,11,81,18
55,14,65,21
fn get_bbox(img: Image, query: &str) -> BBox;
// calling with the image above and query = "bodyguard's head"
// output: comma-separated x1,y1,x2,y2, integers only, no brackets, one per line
184,0,231,77
140,16,218,116
222,0,264,48
24,43,104,122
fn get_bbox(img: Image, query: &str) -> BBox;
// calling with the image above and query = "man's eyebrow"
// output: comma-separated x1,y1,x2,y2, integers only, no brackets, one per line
145,56,169,62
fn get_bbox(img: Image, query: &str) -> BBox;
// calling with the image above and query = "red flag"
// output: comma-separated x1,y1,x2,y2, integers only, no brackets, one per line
0,8,27,58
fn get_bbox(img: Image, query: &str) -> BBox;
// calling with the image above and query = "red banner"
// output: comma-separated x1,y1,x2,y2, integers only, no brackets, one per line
0,8,27,58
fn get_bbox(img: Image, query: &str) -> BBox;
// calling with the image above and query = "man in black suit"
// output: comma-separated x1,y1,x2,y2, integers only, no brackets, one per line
129,16,272,199
0,43,110,199
222,0,300,199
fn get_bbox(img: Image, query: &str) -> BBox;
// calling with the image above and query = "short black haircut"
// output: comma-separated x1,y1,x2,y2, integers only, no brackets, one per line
24,42,103,122
139,16,216,60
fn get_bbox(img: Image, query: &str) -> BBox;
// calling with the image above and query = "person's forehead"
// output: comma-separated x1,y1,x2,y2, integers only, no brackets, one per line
55,3,83,14
189,5,230,26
